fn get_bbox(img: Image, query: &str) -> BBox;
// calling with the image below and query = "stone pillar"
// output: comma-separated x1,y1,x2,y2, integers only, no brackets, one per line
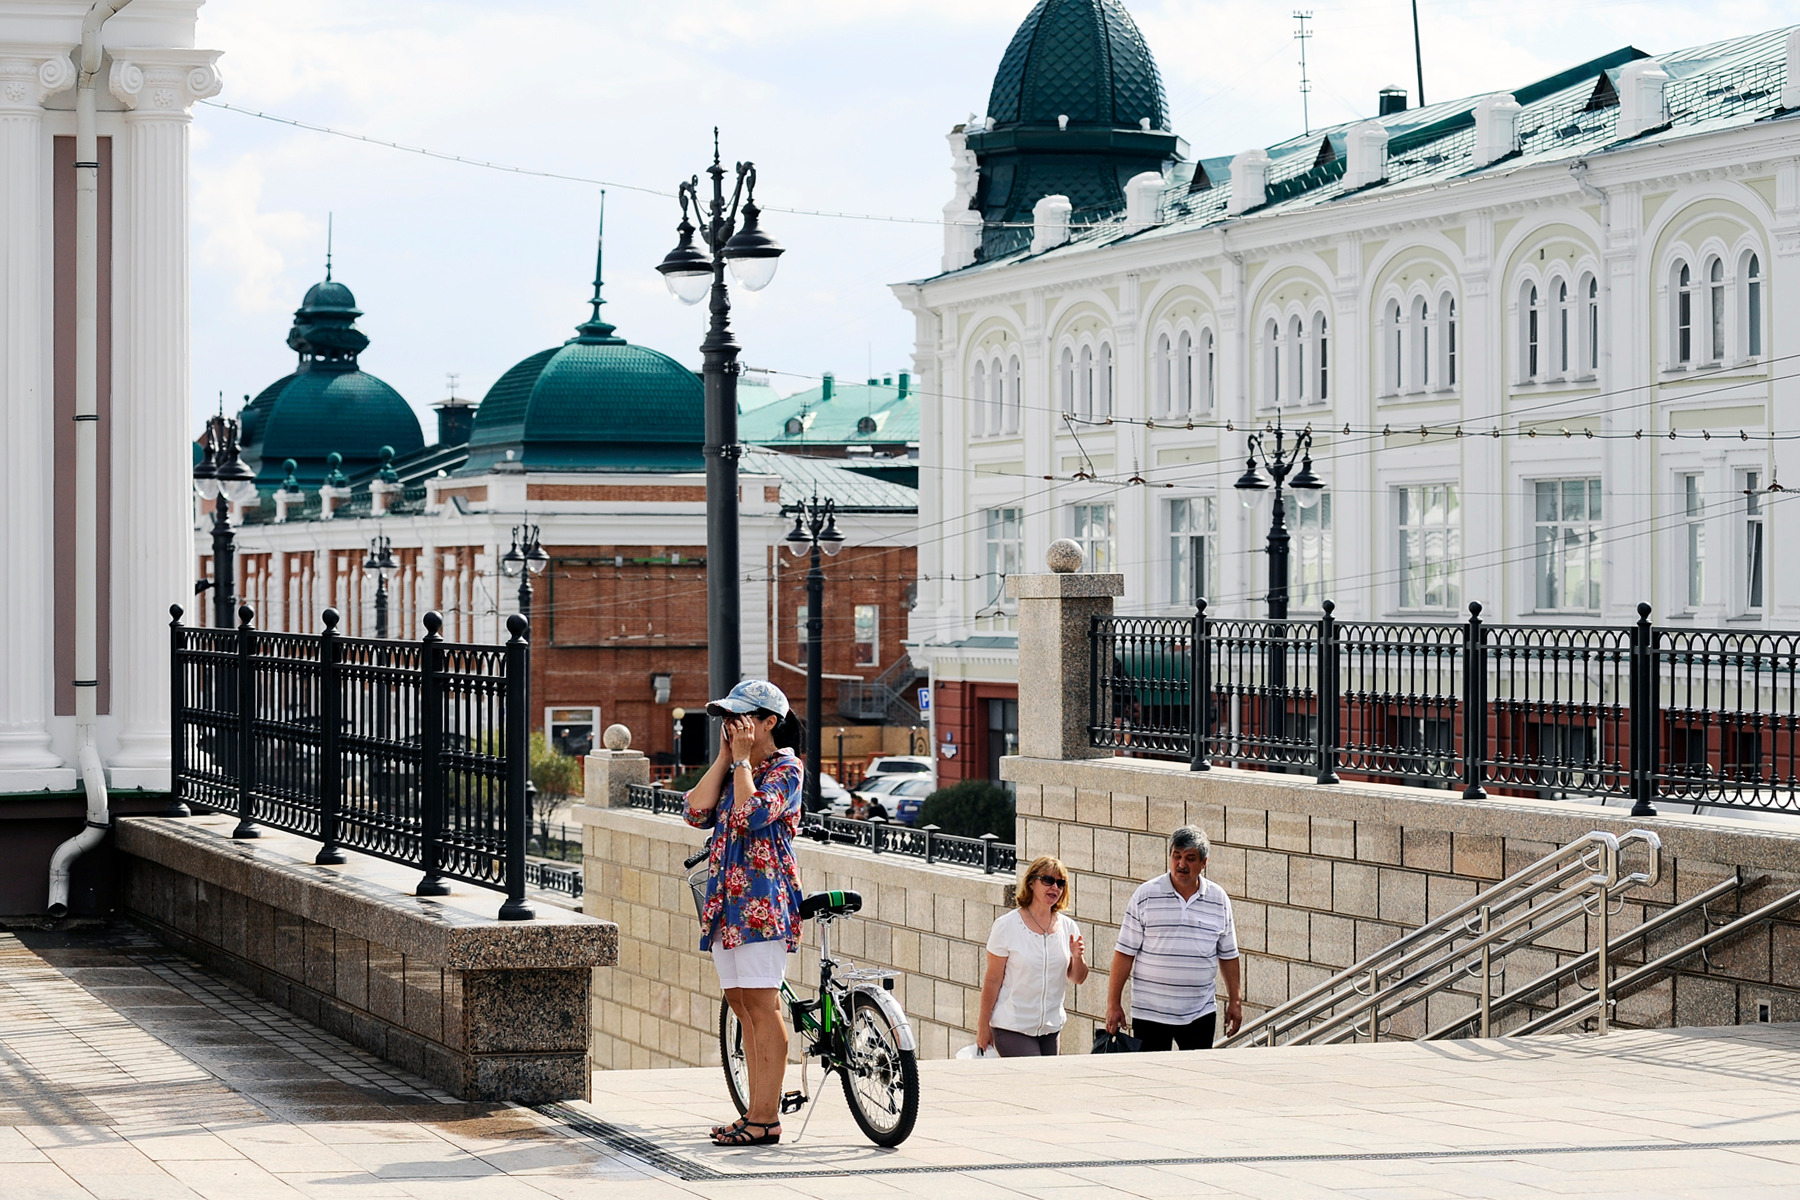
1006,543,1123,761
106,51,222,787
579,724,650,808
0,47,75,790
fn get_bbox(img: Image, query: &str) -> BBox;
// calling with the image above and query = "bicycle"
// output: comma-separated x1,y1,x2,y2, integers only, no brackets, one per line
684,838,921,1147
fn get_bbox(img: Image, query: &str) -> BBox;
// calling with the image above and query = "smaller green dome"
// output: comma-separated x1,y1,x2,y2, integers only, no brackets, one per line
299,278,360,315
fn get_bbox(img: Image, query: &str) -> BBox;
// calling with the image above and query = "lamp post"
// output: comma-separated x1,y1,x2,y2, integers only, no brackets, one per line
784,495,844,814
672,706,686,775
500,523,549,622
1233,418,1324,755
836,727,846,785
364,535,396,639
191,414,257,629
657,131,784,750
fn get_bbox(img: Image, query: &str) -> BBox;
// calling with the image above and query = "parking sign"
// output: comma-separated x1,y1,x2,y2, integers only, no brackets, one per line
917,687,931,713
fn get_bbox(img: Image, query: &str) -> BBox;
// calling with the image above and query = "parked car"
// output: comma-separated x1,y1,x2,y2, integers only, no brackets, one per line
807,772,853,816
865,755,935,781
849,774,937,825
848,774,908,820
885,777,938,826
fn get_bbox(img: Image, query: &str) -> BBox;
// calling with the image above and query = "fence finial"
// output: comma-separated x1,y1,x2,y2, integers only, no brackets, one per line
237,604,255,629
321,607,340,632
169,604,183,624
1468,600,1482,618
507,613,530,641
422,610,443,639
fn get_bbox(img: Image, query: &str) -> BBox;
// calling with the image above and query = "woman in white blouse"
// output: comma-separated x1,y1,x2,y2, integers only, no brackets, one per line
976,855,1089,1056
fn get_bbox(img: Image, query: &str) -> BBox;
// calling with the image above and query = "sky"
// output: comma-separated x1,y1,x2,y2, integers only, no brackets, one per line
188,0,1799,440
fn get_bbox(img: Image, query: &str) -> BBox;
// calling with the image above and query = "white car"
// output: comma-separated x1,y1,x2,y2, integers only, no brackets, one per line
864,755,936,783
809,772,853,816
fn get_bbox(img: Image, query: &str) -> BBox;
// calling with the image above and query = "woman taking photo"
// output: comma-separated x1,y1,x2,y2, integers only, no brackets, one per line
976,855,1088,1056
683,680,806,1147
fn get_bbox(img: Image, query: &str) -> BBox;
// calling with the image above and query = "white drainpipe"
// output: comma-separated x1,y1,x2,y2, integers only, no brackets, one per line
48,0,137,918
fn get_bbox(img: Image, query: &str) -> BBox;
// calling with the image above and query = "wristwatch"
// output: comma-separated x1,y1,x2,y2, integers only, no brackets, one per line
730,759,751,772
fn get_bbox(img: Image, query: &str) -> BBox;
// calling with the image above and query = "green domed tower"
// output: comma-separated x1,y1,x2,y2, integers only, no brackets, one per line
968,0,1184,258
459,233,703,474
238,269,424,486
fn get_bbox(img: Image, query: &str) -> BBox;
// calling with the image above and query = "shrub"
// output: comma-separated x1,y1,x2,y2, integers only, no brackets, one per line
529,732,583,811
916,779,1015,840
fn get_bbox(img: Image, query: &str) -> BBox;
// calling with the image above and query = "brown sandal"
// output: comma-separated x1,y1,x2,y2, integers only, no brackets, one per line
712,1119,780,1146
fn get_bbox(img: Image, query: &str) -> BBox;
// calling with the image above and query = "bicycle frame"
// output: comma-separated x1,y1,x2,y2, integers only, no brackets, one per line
789,915,917,1058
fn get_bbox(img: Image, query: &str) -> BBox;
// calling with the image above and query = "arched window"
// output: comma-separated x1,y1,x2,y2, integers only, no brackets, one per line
989,356,1004,434
1176,331,1192,414
1522,283,1541,380
1098,342,1114,417
1155,333,1172,414
1744,253,1763,359
1202,329,1216,411
1583,277,1598,374
1708,258,1726,362
1288,315,1305,403
971,360,986,435
1556,279,1570,375
1266,319,1281,405
1412,296,1430,390
1439,293,1457,387
1314,313,1330,402
1059,347,1075,413
1384,301,1403,394
1675,262,1693,365
1006,356,1021,433
1078,344,1094,419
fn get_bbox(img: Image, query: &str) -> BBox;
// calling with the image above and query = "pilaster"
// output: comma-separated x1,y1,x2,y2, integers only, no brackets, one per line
106,48,223,785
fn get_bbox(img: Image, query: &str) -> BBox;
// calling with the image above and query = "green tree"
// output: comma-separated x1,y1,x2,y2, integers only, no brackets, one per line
916,779,1015,840
529,731,583,821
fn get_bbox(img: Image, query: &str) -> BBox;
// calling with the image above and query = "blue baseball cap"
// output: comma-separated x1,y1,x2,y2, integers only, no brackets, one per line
705,679,790,720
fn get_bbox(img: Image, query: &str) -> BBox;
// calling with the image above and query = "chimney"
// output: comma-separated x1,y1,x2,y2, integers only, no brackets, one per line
434,398,476,447
1378,86,1407,115
1124,171,1163,230
1345,121,1390,189
1472,93,1523,167
1786,29,1800,110
897,371,910,399
1228,148,1271,216
1031,194,1072,254
1616,61,1670,140
822,372,834,401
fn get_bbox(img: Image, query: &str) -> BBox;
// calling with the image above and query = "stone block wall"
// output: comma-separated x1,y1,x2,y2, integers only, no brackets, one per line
116,815,616,1102
1005,755,1800,1046
578,805,1012,1069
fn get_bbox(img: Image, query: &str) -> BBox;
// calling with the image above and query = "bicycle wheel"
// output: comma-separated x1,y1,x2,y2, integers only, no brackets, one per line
838,995,919,1147
717,998,750,1117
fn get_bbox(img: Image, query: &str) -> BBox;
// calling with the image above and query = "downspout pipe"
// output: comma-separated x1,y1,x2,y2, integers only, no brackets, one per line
48,0,136,918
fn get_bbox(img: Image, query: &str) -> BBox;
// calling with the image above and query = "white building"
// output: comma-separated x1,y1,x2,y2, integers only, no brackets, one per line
898,3,1800,777
0,1,220,796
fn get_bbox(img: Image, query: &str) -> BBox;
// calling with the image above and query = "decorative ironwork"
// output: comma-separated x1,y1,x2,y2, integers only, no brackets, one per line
624,784,1017,875
1089,601,1800,814
170,604,535,918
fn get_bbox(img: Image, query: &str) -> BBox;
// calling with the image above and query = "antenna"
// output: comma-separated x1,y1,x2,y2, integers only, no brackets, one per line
1294,11,1314,135
589,189,607,322
1411,0,1426,106
325,213,333,281
446,371,460,398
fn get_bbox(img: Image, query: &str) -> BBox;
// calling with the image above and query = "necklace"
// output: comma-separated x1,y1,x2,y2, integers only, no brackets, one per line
1022,907,1054,936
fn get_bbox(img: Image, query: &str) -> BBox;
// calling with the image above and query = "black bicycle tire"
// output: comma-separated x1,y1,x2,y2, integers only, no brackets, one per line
838,996,919,1147
717,998,750,1117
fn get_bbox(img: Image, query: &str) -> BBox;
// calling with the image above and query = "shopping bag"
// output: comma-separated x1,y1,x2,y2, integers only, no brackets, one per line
955,1043,1000,1060
1091,1029,1143,1054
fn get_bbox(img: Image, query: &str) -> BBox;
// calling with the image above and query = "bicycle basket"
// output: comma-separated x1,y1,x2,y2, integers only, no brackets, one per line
686,858,712,924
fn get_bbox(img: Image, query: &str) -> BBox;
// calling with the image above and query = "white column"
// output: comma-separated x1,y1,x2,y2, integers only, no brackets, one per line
106,51,222,787
0,48,75,790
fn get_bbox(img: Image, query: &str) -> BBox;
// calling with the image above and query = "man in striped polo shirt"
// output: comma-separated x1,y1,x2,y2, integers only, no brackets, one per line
1104,825,1242,1051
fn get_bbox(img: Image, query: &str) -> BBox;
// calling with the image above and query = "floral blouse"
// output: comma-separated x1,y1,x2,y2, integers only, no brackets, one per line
684,750,805,953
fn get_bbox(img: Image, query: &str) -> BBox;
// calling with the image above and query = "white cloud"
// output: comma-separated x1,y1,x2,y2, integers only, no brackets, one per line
192,157,316,314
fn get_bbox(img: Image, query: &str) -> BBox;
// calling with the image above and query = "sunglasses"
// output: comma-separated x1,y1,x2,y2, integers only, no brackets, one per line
1033,876,1067,889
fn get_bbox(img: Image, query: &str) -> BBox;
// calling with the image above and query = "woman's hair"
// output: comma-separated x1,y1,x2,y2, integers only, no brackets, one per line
754,708,806,752
1015,855,1071,913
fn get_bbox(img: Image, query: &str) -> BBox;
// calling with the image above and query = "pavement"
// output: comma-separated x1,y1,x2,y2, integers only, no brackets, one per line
3,925,1799,1199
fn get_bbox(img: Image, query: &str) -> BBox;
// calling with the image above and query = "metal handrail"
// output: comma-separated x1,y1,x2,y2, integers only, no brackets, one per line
1226,828,1662,1047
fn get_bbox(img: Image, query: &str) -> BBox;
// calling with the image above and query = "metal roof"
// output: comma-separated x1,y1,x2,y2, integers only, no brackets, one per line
739,377,920,449
743,448,919,513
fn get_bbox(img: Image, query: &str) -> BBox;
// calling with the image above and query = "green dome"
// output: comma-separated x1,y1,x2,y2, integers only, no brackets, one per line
461,321,704,474
966,0,1182,260
240,369,423,486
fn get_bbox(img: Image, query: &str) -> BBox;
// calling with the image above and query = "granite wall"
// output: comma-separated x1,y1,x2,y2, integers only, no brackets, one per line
578,804,1012,1069
116,815,616,1102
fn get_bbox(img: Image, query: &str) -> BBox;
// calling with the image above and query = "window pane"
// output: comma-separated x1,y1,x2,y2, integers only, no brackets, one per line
854,604,878,666
1536,482,1557,522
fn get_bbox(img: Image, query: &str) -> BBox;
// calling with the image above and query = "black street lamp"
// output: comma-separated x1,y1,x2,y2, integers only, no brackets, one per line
192,414,256,629
364,535,396,639
500,523,549,622
672,707,686,774
658,130,784,748
1234,418,1324,758
784,495,843,813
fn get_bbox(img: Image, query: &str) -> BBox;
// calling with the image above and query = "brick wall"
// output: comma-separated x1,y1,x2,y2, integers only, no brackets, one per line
1005,755,1800,1046
581,807,1010,1070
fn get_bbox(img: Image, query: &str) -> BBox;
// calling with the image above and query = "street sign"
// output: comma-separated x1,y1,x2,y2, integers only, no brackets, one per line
917,687,931,712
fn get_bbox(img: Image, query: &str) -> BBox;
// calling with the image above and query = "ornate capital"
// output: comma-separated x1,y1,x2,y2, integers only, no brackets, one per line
0,46,76,113
108,48,222,116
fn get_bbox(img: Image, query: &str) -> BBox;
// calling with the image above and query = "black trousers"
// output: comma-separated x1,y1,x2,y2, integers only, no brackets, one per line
1133,1012,1217,1052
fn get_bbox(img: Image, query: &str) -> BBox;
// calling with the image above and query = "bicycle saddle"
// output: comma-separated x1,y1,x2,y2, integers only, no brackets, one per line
799,889,863,919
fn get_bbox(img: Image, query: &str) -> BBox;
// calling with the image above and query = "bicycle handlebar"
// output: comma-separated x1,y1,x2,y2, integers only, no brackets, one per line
683,845,709,870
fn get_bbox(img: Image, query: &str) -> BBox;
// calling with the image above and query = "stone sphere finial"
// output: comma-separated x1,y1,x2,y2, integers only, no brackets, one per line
602,724,632,752
1045,538,1084,573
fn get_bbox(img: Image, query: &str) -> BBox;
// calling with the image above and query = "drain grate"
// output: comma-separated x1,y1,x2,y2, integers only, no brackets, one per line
535,1110,1800,1185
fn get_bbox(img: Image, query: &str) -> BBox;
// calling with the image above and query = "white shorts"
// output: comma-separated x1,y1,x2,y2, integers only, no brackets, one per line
711,941,790,990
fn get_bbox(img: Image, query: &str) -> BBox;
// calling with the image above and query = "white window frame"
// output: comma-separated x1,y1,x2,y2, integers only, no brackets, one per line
1680,472,1705,612
1167,495,1217,606
1395,483,1461,612
853,603,880,668
1741,468,1767,614
1531,477,1603,614
983,506,1023,607
1070,502,1116,573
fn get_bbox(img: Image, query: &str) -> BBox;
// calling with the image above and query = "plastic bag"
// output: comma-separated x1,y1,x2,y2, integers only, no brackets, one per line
955,1043,1000,1060
1091,1029,1143,1054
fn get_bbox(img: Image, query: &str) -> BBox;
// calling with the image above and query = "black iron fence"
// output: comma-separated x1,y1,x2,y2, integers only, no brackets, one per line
171,603,538,919
623,783,1018,875
1093,600,1800,815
